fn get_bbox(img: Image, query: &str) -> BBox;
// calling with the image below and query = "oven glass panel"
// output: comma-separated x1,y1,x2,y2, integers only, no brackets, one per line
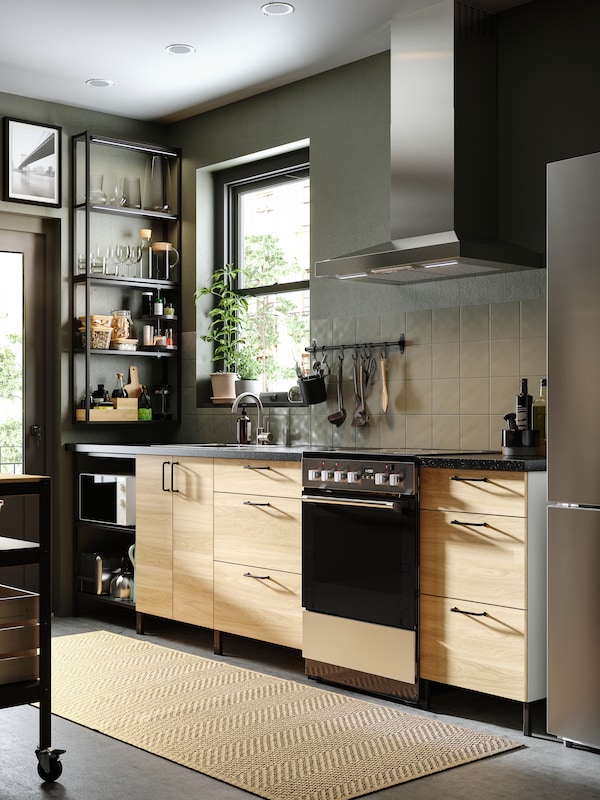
302,498,417,629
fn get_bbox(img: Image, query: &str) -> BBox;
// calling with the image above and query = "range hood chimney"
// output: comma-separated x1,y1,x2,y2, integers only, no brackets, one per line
315,0,542,285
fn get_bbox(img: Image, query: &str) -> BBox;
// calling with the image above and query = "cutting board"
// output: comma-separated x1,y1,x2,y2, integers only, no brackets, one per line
124,365,142,398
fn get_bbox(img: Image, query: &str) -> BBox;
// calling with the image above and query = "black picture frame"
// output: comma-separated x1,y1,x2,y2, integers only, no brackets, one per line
3,117,61,207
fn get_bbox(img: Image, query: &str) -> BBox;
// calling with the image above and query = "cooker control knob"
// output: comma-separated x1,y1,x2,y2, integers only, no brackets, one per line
347,471,361,483
374,472,389,485
320,469,333,481
333,470,346,482
389,473,404,487
307,469,321,481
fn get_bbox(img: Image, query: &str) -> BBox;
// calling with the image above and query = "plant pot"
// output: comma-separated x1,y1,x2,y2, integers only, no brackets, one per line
235,378,261,396
210,372,237,402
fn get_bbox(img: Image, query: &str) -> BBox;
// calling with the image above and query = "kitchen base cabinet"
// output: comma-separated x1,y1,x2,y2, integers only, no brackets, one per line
419,468,547,735
213,458,302,652
213,562,302,651
135,455,213,632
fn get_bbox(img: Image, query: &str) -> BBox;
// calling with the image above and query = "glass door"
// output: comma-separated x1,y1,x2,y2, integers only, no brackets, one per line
0,227,50,589
0,229,48,476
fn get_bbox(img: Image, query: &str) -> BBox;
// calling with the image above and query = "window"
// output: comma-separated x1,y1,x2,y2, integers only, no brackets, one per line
216,149,310,393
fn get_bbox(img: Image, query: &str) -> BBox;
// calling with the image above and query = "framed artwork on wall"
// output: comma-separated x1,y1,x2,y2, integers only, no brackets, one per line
3,117,61,207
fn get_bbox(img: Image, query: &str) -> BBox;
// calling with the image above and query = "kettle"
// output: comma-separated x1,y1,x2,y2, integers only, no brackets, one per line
110,555,133,600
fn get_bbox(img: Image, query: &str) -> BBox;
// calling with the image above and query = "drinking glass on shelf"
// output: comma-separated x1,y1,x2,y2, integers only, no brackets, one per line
126,245,142,278
108,176,126,207
114,244,129,276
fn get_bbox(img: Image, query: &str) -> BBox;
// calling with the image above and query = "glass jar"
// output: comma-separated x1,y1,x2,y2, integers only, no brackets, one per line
111,309,133,340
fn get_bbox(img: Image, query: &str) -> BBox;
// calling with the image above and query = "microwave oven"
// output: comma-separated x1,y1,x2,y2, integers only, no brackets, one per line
79,474,136,526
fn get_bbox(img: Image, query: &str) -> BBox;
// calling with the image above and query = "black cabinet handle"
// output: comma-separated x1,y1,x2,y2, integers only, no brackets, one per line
243,501,271,507
451,476,488,482
243,464,271,470
171,461,179,492
451,606,488,617
243,572,270,580
450,520,488,527
162,461,170,492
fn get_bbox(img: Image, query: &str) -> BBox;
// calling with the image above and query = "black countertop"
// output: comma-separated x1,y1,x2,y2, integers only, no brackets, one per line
67,443,546,471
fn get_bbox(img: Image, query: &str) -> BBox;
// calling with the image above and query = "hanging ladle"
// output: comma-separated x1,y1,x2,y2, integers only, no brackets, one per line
327,355,346,426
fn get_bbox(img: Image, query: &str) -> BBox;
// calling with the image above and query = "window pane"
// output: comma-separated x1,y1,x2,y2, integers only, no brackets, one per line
239,177,310,288
241,289,310,393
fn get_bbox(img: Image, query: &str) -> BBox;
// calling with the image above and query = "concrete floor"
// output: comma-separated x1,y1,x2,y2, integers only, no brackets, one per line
2,609,599,800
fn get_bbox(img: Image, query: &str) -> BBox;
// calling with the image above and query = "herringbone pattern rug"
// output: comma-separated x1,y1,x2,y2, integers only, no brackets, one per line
51,631,520,800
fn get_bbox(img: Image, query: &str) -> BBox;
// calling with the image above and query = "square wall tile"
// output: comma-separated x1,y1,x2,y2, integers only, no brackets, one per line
386,379,406,413
460,415,490,450
490,376,518,416
405,379,433,414
381,312,406,343
356,315,381,345
460,378,490,415
460,304,490,341
522,299,546,338
379,413,406,449
491,302,520,340
521,336,546,378
406,415,433,449
433,306,460,343
406,344,432,380
332,316,355,347
433,415,460,450
433,379,460,414
434,342,459,379
406,309,432,345
460,340,490,378
490,339,520,377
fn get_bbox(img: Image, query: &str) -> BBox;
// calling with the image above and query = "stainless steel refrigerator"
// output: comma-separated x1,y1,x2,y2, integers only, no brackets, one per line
547,151,600,750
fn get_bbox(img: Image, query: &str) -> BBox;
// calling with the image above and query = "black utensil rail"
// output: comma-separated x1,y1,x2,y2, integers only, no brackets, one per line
0,474,65,782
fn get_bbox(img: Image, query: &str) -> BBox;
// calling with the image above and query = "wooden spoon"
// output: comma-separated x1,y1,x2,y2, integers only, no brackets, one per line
380,352,389,412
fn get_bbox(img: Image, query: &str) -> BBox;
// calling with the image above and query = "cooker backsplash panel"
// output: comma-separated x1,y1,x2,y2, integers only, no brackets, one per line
183,299,545,452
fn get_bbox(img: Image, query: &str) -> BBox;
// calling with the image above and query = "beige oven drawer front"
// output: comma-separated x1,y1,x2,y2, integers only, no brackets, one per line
420,510,526,608
420,594,527,702
420,468,526,517
214,493,301,573
213,561,302,650
214,458,301,498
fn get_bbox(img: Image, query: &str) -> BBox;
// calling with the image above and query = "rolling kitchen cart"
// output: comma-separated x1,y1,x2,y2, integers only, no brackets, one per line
0,474,64,782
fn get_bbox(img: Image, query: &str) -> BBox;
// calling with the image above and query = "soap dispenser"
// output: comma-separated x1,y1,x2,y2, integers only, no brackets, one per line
236,405,251,445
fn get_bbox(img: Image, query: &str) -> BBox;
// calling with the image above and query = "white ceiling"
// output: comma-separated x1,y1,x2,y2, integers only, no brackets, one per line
0,0,531,123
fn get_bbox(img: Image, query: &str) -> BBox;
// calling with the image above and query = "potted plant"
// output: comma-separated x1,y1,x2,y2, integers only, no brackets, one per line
195,264,248,401
234,346,262,396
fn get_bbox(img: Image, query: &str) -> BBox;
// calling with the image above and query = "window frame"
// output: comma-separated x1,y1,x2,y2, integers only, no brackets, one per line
213,149,310,399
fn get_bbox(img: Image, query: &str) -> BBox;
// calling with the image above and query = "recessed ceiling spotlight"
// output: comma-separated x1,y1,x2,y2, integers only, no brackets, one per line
85,78,115,89
165,43,196,55
261,2,295,15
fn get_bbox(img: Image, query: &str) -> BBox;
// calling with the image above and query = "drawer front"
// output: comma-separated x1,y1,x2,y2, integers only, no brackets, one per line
420,510,526,608
420,468,526,516
213,561,302,650
214,493,301,573
214,458,301,498
420,594,527,701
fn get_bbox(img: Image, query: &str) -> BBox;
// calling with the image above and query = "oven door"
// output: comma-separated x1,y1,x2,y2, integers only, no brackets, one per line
302,492,417,630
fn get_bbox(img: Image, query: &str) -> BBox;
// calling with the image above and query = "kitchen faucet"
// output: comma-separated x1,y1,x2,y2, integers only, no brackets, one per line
231,392,270,445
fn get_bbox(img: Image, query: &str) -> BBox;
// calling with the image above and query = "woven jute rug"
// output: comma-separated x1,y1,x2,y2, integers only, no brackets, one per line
51,631,520,800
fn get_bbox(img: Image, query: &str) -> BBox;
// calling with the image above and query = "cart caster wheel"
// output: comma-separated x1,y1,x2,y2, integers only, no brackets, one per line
37,758,63,782
36,748,66,783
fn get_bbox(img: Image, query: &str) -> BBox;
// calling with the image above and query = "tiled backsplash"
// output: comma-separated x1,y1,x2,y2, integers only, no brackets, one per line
182,299,546,451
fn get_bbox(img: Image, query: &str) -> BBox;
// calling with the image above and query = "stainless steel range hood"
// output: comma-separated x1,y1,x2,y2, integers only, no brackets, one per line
315,0,542,285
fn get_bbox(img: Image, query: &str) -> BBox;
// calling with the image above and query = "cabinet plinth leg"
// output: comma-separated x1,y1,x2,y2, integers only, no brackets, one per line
136,611,145,635
213,630,223,655
522,702,532,736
